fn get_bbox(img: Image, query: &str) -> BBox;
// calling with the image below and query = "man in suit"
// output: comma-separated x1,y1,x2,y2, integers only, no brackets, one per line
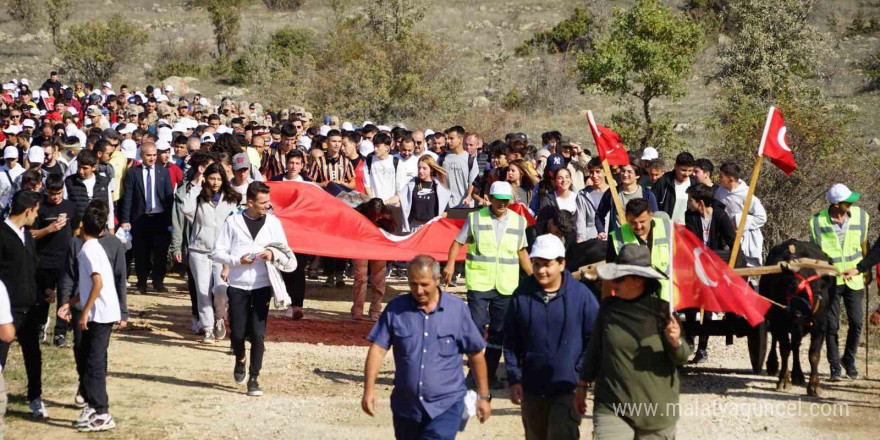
119,142,174,294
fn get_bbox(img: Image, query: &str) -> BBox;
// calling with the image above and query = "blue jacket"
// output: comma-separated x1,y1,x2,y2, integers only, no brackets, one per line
503,270,600,396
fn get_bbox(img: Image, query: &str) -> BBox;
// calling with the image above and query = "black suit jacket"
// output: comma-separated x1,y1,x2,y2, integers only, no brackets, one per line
0,221,39,311
119,164,174,224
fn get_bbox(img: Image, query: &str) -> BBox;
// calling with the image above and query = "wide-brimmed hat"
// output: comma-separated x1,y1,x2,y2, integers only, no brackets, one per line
597,244,666,280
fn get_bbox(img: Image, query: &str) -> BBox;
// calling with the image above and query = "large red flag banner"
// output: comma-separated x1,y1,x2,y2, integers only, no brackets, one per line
266,182,534,262
586,111,630,166
758,106,796,175
673,225,771,326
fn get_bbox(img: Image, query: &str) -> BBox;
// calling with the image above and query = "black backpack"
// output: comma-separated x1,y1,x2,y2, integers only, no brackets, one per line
438,152,476,171
366,153,399,174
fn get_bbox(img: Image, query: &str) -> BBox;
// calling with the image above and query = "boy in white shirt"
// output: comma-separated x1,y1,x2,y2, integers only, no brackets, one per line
58,200,120,432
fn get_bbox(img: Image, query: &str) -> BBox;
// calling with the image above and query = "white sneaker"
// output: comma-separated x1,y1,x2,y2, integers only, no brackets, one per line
284,306,294,319
191,318,201,334
201,331,216,344
74,406,95,428
29,397,49,419
78,413,116,432
74,391,86,408
215,319,227,340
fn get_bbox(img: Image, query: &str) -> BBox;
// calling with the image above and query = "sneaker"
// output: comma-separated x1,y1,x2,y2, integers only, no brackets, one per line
691,349,709,364
201,331,216,345
78,413,116,432
292,307,304,320
29,397,49,419
447,275,458,288
284,307,295,319
153,284,169,293
234,360,248,385
247,376,263,396
215,319,227,340
74,406,95,427
393,268,408,280
322,275,335,288
190,318,201,334
53,335,70,348
136,284,147,295
307,269,318,280
846,365,859,380
74,391,87,408
829,367,842,382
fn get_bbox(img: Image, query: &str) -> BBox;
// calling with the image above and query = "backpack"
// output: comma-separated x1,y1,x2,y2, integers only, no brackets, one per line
366,153,399,174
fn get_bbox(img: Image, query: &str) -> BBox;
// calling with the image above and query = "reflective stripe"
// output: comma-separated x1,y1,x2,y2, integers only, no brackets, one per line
470,212,481,255
466,254,518,265
811,215,822,244
475,225,494,231
831,251,863,264
613,229,625,252
653,237,670,246
858,208,867,239
818,227,834,234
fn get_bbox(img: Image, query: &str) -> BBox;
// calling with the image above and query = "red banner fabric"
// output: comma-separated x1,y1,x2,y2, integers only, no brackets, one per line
673,225,771,325
759,107,796,176
587,111,630,166
265,182,535,262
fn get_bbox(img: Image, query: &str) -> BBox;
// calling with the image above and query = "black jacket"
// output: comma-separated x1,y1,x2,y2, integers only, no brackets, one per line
651,171,698,217
0,221,39,312
119,164,174,224
58,235,129,321
64,173,112,223
857,236,880,274
684,200,736,251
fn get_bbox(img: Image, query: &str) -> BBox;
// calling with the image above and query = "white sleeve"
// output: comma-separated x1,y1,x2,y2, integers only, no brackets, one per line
181,184,201,220
107,190,115,230
746,197,767,230
0,282,12,325
210,217,239,266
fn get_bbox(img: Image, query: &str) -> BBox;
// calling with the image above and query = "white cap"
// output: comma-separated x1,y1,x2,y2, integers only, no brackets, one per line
156,140,172,151
341,121,354,131
529,234,567,260
39,89,49,98
118,123,135,135
156,94,169,103
377,125,391,132
362,120,374,127
297,135,311,149
3,125,22,135
641,147,659,161
121,139,137,159
358,139,375,157
199,97,209,106
200,133,215,143
3,146,19,159
488,181,514,200
164,85,174,92
27,146,45,163
319,125,331,136
21,118,35,128
84,117,93,126
20,78,29,86
102,82,112,89
2,83,13,91
424,129,435,137
825,183,860,204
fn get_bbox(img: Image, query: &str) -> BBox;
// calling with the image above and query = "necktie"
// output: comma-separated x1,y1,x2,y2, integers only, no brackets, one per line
146,166,153,212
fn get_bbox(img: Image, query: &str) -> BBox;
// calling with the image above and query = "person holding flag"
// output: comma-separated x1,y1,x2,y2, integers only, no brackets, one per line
811,184,869,381
605,198,674,303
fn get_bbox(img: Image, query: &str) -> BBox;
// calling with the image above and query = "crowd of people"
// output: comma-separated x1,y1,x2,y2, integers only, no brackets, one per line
0,71,878,439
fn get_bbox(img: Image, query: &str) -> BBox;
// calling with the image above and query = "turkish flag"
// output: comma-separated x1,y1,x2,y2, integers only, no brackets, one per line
586,111,629,166
672,225,771,326
759,107,796,175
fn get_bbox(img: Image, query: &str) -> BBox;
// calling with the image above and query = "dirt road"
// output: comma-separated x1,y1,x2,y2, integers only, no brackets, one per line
3,275,878,439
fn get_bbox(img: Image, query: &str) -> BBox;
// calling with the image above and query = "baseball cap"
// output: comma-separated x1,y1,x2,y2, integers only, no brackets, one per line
641,147,659,161
121,139,137,159
358,139,374,157
319,125,331,136
200,133,215,144
21,119,35,128
164,85,174,92
3,146,19,159
546,153,566,173
118,123,135,135
155,140,172,151
26,146,45,163
825,184,860,204
102,82,112,89
232,153,250,171
3,125,22,135
341,121,354,131
529,234,567,260
489,181,514,200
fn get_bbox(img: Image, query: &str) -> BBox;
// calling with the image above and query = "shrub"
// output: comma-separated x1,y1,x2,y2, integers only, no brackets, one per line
187,0,247,59
262,0,305,10
515,7,594,56
845,9,880,37
860,50,880,92
46,0,72,48
267,27,314,67
153,60,207,80
152,41,212,79
57,15,148,83
7,0,44,29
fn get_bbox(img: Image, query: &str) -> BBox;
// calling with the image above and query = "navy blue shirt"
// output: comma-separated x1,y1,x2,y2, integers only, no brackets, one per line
368,291,486,421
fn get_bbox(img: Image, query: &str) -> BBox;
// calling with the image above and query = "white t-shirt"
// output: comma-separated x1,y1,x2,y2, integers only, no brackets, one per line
0,281,11,373
78,239,121,324
672,179,691,224
395,155,419,185
363,155,406,201
556,192,577,213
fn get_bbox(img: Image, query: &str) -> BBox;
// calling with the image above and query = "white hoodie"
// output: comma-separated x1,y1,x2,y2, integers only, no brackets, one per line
714,179,767,266
210,212,289,290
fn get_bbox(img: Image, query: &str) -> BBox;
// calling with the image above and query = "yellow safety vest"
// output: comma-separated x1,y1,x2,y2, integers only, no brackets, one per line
465,208,525,295
609,214,675,302
810,207,868,290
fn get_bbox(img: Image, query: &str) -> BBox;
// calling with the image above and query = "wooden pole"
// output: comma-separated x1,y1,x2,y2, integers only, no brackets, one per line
728,155,764,268
866,280,870,378
601,159,627,223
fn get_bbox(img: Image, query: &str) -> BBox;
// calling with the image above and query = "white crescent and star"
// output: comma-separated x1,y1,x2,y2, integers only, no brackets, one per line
693,248,718,287
777,126,791,152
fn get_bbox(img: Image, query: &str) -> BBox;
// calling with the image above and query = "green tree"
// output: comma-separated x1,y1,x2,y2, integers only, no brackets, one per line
46,0,72,48
515,7,594,56
57,15,148,83
367,0,425,42
267,27,314,67
577,0,703,149
7,0,44,29
188,0,247,59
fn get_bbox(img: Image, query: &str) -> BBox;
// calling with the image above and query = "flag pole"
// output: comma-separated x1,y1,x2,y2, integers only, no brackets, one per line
587,111,627,223
728,107,775,269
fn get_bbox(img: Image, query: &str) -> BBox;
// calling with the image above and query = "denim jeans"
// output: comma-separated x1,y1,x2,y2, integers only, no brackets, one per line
392,398,464,440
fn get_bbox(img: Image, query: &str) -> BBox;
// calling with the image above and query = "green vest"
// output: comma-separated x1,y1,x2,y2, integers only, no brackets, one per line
465,208,526,295
810,207,868,290
609,215,674,302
